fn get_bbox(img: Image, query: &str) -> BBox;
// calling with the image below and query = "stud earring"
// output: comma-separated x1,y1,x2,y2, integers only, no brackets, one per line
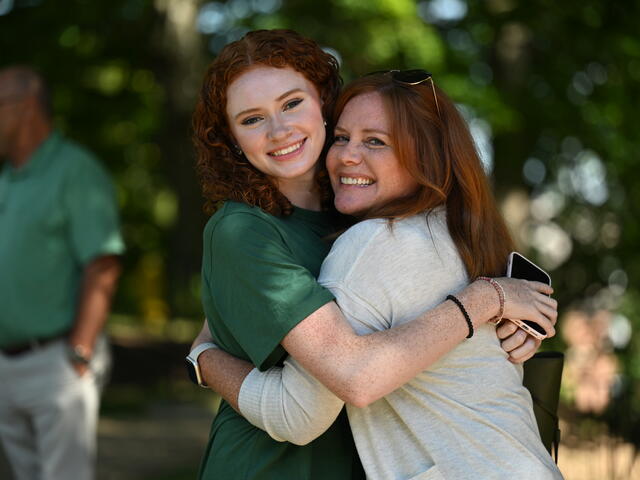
233,144,243,155
323,120,327,127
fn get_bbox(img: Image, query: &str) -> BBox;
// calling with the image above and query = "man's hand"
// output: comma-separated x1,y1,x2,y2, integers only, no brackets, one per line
70,361,90,377
68,255,120,377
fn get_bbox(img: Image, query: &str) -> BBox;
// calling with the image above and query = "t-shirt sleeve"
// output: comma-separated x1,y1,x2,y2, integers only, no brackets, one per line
62,155,125,264
238,356,344,445
205,212,334,370
320,218,462,336
319,222,394,335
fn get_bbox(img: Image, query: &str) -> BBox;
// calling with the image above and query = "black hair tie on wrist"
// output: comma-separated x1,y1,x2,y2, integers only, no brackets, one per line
446,294,474,339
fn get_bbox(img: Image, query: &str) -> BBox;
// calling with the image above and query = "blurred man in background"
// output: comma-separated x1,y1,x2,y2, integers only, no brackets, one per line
0,66,124,480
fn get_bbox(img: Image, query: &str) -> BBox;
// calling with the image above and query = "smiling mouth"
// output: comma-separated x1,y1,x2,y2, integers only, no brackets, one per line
268,139,306,157
340,176,374,186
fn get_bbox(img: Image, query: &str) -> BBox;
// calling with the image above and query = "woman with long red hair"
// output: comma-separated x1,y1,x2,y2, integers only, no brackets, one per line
190,29,558,480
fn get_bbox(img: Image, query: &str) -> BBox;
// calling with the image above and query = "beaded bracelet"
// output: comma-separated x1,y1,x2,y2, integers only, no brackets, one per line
446,294,474,339
477,276,505,325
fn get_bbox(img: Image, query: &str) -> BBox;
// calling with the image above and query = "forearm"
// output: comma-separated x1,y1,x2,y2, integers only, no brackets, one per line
198,348,253,412
68,255,121,354
283,280,497,407
189,319,253,411
192,321,343,441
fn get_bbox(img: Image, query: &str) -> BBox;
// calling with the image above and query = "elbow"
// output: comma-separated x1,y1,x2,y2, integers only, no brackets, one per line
271,403,343,445
272,426,326,446
343,391,377,409
335,373,382,408
287,433,317,447
266,433,305,446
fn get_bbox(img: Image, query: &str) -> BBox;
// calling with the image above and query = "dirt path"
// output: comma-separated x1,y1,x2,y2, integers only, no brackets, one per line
97,403,211,480
96,403,639,480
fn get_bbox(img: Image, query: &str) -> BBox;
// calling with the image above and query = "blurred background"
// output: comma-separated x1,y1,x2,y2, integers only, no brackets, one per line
1,0,638,478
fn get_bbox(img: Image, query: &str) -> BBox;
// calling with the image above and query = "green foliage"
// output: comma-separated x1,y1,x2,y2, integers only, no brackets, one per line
2,0,639,443
1,0,206,327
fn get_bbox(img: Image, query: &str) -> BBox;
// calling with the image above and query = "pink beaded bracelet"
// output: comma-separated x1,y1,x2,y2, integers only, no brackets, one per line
477,276,505,325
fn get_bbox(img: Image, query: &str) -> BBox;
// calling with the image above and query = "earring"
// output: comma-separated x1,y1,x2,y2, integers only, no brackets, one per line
323,120,327,127
233,144,243,155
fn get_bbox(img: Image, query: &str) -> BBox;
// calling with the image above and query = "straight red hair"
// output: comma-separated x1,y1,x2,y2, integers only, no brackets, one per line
332,74,514,278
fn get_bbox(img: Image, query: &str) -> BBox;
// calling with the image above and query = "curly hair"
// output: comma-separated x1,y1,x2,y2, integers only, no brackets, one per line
193,29,342,216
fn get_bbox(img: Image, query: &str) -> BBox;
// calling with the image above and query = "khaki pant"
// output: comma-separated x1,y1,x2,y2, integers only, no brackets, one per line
0,336,110,480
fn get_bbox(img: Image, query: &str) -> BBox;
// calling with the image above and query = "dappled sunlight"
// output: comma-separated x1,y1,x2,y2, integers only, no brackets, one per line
2,0,638,477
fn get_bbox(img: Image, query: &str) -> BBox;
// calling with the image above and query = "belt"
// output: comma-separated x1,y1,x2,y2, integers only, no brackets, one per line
0,333,67,357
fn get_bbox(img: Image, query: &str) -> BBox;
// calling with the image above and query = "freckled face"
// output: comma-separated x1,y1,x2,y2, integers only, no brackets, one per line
327,92,419,217
225,66,326,191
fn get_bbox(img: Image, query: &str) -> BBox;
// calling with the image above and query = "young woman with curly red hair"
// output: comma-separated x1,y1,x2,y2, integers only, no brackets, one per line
190,30,557,480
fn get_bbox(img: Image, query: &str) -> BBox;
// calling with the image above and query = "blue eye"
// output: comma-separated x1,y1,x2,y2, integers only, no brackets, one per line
366,137,386,147
284,98,303,111
241,116,262,126
333,134,349,144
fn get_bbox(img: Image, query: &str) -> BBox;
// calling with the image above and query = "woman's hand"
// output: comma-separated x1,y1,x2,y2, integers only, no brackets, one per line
496,277,558,338
497,321,542,363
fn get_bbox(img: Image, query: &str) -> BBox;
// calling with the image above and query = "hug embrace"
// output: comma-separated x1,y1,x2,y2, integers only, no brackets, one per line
188,29,564,480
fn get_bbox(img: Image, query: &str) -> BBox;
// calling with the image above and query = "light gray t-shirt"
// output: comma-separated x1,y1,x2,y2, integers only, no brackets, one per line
239,210,563,480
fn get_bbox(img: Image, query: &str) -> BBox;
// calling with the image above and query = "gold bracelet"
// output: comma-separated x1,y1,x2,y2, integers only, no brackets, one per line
477,277,505,325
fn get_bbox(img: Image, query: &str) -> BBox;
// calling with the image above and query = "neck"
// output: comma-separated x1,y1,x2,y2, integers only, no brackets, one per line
277,177,322,211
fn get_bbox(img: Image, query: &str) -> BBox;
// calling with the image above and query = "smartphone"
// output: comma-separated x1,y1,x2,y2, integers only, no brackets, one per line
506,252,552,340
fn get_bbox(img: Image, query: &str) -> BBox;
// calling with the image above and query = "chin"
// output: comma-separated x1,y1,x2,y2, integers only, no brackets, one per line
335,202,366,217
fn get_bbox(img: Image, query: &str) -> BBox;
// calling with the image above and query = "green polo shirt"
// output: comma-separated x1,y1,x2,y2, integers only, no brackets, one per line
199,201,364,480
0,131,124,348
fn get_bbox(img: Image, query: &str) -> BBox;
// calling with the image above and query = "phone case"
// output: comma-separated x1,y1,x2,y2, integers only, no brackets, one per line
506,252,551,340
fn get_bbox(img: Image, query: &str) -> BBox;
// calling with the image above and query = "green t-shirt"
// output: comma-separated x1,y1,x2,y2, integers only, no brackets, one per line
199,201,364,480
0,131,124,348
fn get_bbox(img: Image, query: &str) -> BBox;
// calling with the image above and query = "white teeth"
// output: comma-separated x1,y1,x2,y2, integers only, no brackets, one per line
270,140,304,157
340,177,373,186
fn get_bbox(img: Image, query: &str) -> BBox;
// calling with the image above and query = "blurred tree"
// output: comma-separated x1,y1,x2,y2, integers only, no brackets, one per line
0,0,209,332
203,0,639,446
2,0,637,448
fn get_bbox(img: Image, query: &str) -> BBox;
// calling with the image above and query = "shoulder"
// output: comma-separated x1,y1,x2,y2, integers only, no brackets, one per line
332,218,390,252
55,135,101,169
319,218,401,284
205,201,279,239
332,214,436,257
321,210,454,282
203,202,287,262
51,136,112,189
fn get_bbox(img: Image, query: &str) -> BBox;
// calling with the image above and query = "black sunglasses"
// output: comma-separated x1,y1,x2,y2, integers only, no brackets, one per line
365,69,441,117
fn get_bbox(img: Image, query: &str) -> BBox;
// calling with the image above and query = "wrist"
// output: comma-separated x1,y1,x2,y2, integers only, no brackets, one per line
476,277,505,325
186,342,219,388
67,343,92,365
446,294,474,338
457,280,498,327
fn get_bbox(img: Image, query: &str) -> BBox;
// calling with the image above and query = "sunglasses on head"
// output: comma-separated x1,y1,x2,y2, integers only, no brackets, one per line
365,69,441,117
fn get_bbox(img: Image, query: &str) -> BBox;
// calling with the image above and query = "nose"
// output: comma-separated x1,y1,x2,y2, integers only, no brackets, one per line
267,116,292,142
336,141,362,166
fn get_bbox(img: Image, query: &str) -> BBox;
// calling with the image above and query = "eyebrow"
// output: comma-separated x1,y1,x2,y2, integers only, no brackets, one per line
233,88,305,120
334,125,391,136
